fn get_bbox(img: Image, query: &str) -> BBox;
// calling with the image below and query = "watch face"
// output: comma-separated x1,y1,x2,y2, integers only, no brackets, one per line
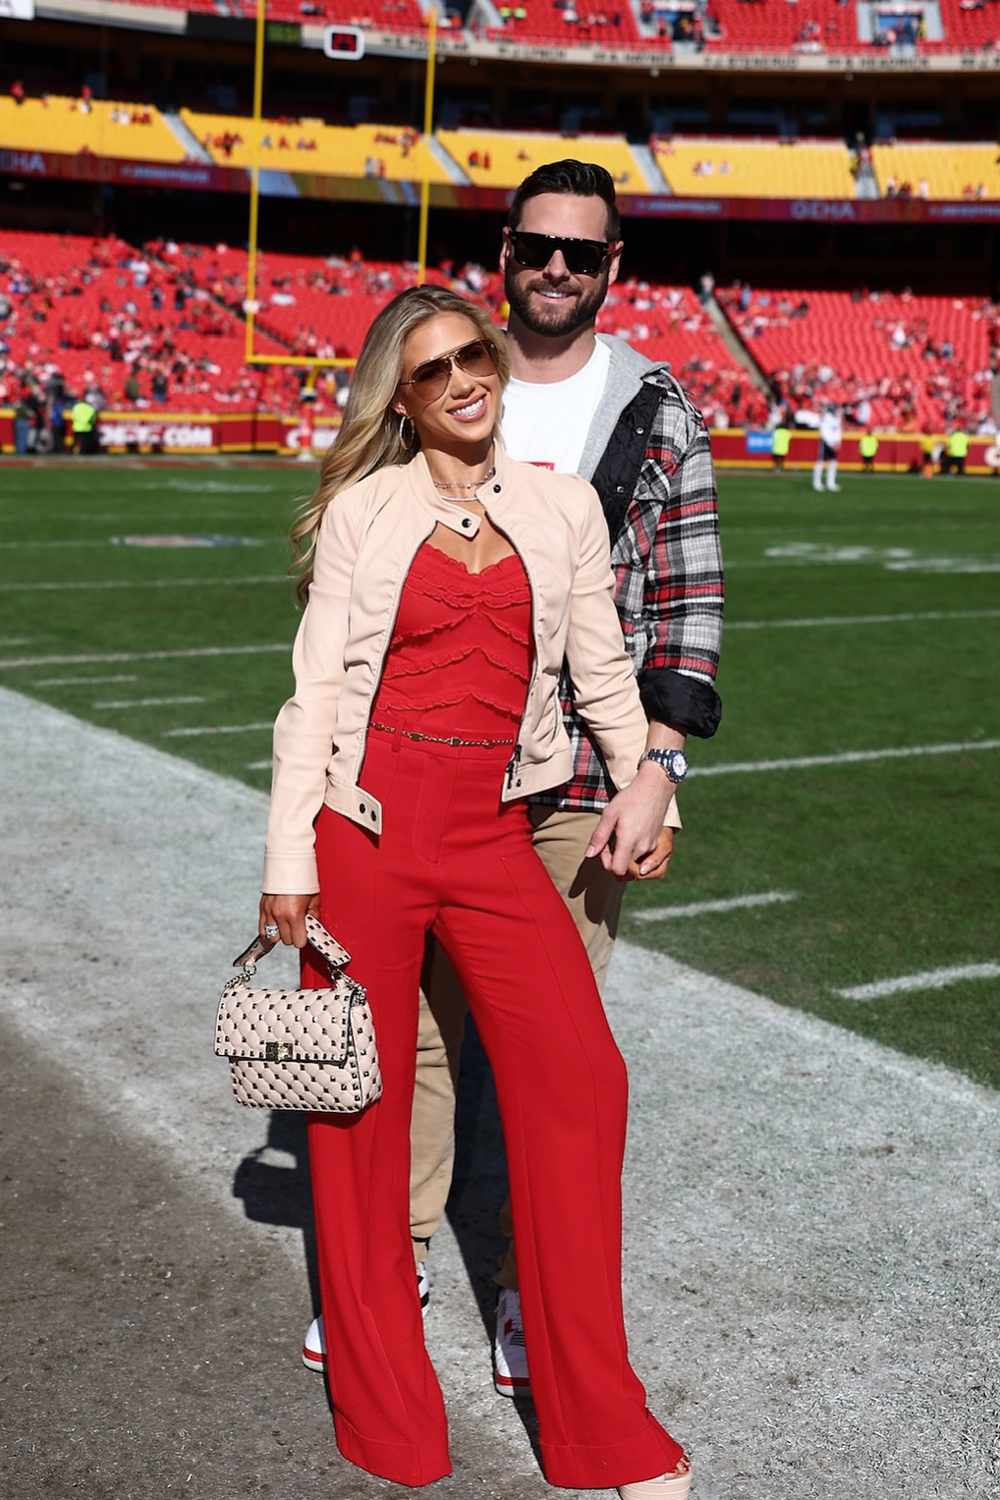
671,752,688,778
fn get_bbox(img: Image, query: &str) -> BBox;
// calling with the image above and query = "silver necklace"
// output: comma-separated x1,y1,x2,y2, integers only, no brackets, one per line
430,463,496,494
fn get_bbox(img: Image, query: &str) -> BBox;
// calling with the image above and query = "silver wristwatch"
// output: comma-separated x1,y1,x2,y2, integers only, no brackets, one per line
640,748,689,785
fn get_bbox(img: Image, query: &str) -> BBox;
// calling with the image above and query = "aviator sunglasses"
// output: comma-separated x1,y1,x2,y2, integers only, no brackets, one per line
398,338,498,404
508,229,613,278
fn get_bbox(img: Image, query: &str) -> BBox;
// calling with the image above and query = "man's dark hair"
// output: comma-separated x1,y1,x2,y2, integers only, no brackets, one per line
506,159,621,240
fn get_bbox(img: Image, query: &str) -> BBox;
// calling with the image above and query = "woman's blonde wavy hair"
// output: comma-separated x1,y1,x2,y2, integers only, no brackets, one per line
290,285,510,605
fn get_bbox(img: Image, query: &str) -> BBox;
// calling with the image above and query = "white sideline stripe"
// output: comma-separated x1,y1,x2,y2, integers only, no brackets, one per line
632,890,798,922
246,758,271,770
693,739,1000,778
95,694,208,710
836,963,1000,1002
0,643,287,670
0,574,286,593
162,720,272,738
37,673,140,687
729,607,1000,632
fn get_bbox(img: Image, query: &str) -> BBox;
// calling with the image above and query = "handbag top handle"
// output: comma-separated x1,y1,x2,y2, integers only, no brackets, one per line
232,912,352,974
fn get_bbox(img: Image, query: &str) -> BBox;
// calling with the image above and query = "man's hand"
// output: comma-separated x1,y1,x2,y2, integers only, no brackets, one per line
259,892,320,949
627,825,674,882
585,762,676,878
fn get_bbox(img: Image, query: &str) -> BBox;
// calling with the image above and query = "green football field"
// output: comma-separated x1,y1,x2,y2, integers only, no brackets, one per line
2,461,998,1087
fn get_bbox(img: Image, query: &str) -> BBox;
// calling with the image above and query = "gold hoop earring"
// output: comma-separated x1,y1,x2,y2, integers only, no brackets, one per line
398,412,415,448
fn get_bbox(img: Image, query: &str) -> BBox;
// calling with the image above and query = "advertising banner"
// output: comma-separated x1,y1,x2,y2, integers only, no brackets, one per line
1,410,996,473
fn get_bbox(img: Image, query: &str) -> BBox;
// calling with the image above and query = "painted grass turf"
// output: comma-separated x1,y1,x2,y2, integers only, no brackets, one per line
1,461,998,1087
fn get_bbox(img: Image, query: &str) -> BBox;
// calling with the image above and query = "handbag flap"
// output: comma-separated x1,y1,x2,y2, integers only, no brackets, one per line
214,975,365,1066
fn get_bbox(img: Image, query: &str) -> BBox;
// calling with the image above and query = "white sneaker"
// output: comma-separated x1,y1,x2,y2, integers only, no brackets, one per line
493,1287,530,1396
827,483,841,492
302,1260,430,1372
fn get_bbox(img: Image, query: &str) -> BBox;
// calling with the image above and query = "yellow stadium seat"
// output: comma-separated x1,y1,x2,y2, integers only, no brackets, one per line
183,112,451,183
871,144,1000,201
654,138,856,199
437,130,649,192
0,96,186,164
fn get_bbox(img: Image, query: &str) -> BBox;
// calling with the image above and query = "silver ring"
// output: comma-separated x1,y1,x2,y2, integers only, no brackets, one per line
263,923,280,940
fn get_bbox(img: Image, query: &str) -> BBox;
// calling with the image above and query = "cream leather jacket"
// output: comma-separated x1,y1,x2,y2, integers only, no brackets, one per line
263,447,680,894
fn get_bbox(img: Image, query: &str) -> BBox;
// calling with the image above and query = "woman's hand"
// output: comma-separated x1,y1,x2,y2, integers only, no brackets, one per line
585,763,677,878
259,892,320,949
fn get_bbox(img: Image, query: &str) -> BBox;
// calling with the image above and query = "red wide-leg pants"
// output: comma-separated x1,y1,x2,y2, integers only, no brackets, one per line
304,730,683,1489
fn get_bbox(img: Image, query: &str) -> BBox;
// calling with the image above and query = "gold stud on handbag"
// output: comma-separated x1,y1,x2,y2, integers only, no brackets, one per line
214,912,381,1113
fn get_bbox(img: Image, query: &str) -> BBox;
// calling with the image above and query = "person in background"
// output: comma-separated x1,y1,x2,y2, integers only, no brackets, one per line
943,425,969,476
859,430,878,472
70,393,99,455
771,419,791,471
813,402,842,492
13,384,36,455
920,433,936,479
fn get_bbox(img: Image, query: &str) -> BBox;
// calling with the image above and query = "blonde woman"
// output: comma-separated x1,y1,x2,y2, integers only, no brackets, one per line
259,285,691,1497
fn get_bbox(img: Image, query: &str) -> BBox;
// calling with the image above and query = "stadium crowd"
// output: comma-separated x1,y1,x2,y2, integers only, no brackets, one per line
2,229,997,449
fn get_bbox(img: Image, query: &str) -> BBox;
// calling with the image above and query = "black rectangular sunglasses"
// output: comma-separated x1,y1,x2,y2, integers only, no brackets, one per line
508,230,612,278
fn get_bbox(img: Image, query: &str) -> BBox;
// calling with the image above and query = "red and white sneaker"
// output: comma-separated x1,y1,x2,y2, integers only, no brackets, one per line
302,1261,431,1372
493,1287,530,1397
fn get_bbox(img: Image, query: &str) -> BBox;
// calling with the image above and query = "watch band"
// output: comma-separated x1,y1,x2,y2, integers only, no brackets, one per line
640,748,688,785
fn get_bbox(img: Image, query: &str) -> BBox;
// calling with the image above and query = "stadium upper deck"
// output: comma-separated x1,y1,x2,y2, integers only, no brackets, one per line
4,0,999,58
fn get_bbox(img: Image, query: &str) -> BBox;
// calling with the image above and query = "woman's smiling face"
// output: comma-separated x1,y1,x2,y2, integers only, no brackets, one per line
394,312,500,451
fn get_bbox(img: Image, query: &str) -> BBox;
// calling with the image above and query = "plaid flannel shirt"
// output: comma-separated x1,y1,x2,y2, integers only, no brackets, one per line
531,365,724,812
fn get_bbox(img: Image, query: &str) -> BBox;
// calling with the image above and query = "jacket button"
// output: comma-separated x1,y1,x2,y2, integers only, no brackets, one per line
616,484,625,492
461,517,471,528
359,802,366,813
493,484,501,493
636,427,646,435
370,811,377,822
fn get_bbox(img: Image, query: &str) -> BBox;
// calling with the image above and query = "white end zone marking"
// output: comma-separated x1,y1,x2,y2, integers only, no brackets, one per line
0,644,288,670
632,891,798,922
37,673,140,686
95,694,209,710
162,721,273,738
0,575,287,593
836,964,1000,1002
729,608,1000,631
694,739,1000,778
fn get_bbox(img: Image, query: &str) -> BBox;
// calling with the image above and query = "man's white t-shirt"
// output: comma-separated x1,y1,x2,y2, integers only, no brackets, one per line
501,339,611,474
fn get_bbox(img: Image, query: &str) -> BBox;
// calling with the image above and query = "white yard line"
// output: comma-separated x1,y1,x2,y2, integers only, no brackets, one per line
632,890,798,922
693,738,1000,778
37,673,140,686
0,636,34,645
836,963,1000,1002
729,607,1000,631
162,721,273,738
95,694,209,710
0,643,288,670
246,758,271,770
0,574,286,593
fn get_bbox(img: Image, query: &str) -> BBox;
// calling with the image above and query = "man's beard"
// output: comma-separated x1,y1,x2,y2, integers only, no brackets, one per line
504,264,609,340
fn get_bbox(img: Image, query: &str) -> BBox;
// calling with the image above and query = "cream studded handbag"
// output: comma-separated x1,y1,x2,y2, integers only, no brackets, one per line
214,912,381,1113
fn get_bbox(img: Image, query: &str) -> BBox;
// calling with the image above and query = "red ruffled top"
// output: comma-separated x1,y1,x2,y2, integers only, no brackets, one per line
370,542,533,740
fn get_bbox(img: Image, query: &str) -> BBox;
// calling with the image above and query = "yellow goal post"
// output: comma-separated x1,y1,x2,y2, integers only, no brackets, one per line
244,2,439,371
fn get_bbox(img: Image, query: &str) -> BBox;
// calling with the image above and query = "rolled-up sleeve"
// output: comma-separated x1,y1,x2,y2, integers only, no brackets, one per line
262,496,358,894
637,409,724,739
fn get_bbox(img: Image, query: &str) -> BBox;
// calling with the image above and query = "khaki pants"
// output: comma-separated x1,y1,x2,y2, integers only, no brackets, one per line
410,805,625,1287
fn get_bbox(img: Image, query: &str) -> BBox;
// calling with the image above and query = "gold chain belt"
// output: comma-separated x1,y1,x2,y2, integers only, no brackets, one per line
370,720,516,749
